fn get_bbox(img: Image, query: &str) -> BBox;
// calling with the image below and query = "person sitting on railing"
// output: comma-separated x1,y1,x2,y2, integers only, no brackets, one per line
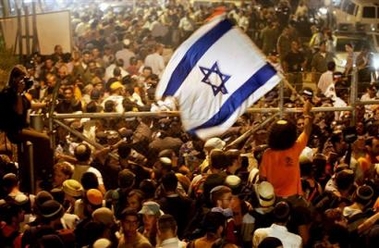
0,65,54,191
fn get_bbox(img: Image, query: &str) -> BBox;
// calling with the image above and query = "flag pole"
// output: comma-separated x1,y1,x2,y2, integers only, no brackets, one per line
224,112,280,150
282,76,306,104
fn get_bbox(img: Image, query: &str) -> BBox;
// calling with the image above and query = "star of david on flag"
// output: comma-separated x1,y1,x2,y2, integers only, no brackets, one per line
199,62,230,95
155,15,282,139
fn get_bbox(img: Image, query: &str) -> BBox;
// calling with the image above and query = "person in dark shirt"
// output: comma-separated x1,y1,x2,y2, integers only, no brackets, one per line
282,40,307,91
0,65,54,190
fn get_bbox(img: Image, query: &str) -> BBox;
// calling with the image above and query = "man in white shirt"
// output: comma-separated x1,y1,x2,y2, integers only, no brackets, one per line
144,43,165,77
71,143,106,194
156,214,186,248
253,201,302,248
323,74,348,121
317,61,336,94
104,58,129,82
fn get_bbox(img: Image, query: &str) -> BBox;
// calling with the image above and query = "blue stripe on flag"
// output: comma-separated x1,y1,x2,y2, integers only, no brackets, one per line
162,19,233,96
190,63,277,132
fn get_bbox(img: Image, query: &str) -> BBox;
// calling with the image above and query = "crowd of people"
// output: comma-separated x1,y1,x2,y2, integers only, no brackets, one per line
1,0,379,247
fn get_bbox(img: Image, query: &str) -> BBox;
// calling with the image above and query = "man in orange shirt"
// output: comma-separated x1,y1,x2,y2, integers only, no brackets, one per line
259,100,313,199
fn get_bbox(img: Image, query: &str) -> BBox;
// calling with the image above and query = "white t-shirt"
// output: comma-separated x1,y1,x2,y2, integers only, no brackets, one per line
72,164,104,186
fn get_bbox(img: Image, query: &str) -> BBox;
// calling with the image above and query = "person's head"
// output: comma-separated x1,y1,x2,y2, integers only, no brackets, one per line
39,200,65,225
91,47,101,59
127,189,145,211
258,237,283,248
224,175,242,195
335,169,355,191
62,179,83,202
268,119,297,150
118,169,135,189
58,64,69,79
120,207,140,237
209,149,228,172
82,49,92,64
202,211,226,236
33,190,54,215
290,40,299,52
224,149,241,168
2,173,19,193
109,81,125,95
62,86,75,102
302,87,314,102
155,43,164,55
330,131,347,155
139,179,157,200
142,66,153,78
117,142,132,159
161,171,178,193
85,189,104,211
267,50,279,63
327,61,336,71
8,64,28,90
210,185,232,209
81,171,99,190
74,143,92,162
273,201,291,224
45,73,57,88
129,56,137,66
365,135,379,156
366,84,377,98
44,56,55,69
0,202,25,225
296,116,305,134
352,185,374,207
53,162,73,188
157,214,177,239
138,201,162,231
254,181,276,208
204,137,226,154
54,44,63,55
92,207,117,229
153,157,173,177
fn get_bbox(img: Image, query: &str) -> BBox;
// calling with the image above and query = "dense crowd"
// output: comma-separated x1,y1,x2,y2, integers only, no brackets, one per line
1,0,379,248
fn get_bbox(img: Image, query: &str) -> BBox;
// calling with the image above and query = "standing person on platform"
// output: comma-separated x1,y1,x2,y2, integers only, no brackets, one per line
282,40,307,91
259,100,313,204
311,41,334,84
0,65,54,190
144,43,165,78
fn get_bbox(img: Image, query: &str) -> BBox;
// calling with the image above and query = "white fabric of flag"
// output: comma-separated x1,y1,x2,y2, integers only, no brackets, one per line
155,16,282,140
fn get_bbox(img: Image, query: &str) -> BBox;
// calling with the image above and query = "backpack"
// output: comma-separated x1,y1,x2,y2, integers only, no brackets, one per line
301,179,322,205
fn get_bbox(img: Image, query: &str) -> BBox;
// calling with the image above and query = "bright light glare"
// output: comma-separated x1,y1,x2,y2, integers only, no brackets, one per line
318,7,328,15
99,3,108,12
336,58,347,68
373,57,379,70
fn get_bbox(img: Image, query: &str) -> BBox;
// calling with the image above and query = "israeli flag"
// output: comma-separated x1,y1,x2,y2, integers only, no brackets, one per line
156,16,282,139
